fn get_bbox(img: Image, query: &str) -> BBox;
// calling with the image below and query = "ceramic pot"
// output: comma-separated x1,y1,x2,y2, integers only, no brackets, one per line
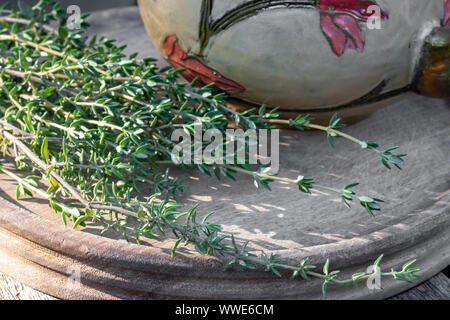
138,0,450,122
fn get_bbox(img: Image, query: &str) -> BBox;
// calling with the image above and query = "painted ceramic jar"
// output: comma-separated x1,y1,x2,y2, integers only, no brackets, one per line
138,0,450,121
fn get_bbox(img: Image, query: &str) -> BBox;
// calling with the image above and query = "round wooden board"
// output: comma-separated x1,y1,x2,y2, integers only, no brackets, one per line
0,7,448,300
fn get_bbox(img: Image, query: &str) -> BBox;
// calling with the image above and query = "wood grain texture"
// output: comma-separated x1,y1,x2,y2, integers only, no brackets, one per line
0,6,448,301
391,273,450,300
0,272,55,300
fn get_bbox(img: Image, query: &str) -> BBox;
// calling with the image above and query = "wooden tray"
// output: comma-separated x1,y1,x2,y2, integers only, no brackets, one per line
0,7,448,300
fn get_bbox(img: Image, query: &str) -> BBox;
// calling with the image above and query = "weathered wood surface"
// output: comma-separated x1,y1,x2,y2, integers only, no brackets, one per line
1,270,448,300
391,273,450,300
86,6,450,301
0,272,55,300
0,6,449,300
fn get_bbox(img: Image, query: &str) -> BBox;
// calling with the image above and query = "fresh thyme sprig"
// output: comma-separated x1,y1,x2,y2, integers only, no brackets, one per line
0,52,385,214
0,150,421,298
0,0,418,297
0,123,419,291
265,113,407,170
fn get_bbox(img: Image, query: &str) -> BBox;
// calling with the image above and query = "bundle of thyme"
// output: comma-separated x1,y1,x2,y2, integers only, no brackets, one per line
0,0,419,297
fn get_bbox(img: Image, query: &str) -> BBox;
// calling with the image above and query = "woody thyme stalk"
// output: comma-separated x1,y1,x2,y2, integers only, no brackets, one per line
0,0,418,297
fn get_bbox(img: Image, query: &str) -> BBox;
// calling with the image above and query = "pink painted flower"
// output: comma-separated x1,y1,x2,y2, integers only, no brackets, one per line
319,0,388,56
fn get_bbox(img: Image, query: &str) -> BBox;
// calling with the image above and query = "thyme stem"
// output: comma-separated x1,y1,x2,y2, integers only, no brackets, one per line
0,1,417,297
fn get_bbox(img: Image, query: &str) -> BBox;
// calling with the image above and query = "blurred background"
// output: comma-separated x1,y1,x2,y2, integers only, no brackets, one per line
0,0,137,12
0,0,164,61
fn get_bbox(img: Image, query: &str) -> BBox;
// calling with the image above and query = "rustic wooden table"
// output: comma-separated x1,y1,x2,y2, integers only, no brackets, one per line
1,269,448,300
0,6,448,300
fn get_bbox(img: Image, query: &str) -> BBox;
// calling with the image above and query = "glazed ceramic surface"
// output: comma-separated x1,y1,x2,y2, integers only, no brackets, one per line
138,0,449,111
